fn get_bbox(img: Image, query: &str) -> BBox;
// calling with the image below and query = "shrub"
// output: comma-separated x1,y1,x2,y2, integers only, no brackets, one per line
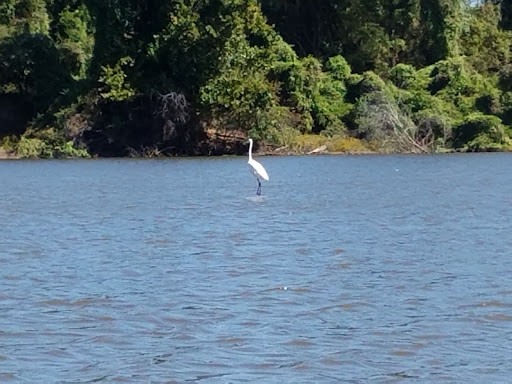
325,55,351,81
99,57,135,101
500,91,512,125
271,55,352,137
0,135,18,153
16,137,49,158
355,91,420,152
475,92,502,115
389,63,416,90
452,113,509,151
498,64,512,92
326,137,370,153
15,128,90,158
291,134,327,153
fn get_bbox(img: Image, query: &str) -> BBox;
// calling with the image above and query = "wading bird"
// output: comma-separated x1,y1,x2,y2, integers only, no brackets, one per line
247,138,269,195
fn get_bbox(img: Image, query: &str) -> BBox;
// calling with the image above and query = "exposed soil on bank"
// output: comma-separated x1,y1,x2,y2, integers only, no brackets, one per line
0,148,18,159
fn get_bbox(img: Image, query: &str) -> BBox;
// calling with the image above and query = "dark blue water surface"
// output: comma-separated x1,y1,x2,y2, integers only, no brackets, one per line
1,153,511,383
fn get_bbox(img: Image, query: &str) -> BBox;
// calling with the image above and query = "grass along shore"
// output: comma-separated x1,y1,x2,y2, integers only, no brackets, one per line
2,132,497,160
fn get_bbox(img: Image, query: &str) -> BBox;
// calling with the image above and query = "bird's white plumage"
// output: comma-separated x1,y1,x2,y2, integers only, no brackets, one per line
247,139,269,181
248,158,269,180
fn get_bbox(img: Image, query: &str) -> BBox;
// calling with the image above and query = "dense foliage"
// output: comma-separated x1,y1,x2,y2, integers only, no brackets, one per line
0,0,511,157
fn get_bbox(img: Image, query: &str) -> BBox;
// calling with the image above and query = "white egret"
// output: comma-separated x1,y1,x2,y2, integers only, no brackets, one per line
246,138,269,195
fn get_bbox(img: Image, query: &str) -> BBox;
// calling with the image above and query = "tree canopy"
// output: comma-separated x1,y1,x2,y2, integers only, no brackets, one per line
0,0,511,157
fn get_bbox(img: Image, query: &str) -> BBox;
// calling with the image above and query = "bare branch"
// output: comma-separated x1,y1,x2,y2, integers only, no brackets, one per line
152,91,189,124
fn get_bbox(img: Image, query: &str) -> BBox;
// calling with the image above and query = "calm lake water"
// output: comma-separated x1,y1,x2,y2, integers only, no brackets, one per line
1,154,512,383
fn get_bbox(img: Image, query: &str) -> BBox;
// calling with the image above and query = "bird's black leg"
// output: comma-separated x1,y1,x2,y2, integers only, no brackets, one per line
256,179,261,195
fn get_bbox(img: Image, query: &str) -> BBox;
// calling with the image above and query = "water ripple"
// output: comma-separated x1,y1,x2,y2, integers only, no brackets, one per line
1,155,511,382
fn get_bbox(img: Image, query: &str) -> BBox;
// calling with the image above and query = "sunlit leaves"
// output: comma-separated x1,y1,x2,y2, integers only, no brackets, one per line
98,56,135,101
55,5,94,78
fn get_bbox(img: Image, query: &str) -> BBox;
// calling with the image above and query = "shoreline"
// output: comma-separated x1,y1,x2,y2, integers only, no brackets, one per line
0,148,19,160
2,147,509,160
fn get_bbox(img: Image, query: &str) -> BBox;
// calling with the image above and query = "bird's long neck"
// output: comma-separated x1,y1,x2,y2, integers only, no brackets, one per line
248,140,253,161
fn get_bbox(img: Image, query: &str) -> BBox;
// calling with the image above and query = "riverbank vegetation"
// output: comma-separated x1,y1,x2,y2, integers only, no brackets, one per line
1,0,511,158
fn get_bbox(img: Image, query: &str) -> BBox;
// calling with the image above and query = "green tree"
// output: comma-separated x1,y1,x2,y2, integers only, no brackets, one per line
460,2,511,73
54,4,94,78
0,33,71,112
